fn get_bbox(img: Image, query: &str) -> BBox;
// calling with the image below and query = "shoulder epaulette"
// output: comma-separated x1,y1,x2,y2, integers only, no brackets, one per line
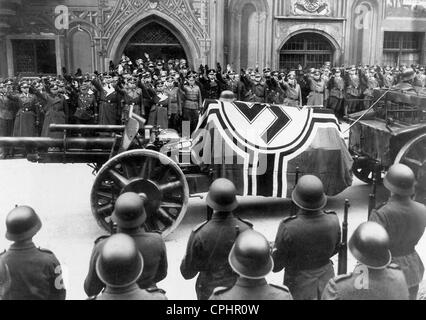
38,247,54,254
333,273,353,283
282,215,297,224
95,235,110,244
324,211,337,216
387,263,402,270
193,221,208,233
269,284,290,293
212,286,232,295
237,217,253,228
146,287,166,294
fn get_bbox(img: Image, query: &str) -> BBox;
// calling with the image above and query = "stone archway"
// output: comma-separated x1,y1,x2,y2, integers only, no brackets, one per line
277,29,342,69
108,13,201,69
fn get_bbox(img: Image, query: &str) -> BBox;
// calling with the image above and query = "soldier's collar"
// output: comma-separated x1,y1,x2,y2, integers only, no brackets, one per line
103,283,140,294
236,277,267,288
10,241,36,251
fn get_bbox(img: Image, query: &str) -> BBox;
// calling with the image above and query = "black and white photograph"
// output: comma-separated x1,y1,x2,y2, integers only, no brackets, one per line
0,0,425,306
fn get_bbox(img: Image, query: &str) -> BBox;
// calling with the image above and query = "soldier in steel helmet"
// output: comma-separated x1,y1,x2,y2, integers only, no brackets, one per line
84,192,168,297
322,222,409,300
180,178,253,300
88,234,167,300
1,206,66,300
272,175,341,300
369,164,426,300
209,230,293,300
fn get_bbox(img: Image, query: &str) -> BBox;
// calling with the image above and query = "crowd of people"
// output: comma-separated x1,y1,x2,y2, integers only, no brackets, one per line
0,163,424,300
2,54,426,157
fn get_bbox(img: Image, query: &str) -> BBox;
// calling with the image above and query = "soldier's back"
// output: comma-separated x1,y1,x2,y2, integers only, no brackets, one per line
131,230,168,288
276,212,340,270
322,264,409,300
2,245,66,300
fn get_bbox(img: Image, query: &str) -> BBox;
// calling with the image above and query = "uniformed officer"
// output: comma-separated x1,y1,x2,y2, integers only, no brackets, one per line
369,164,426,300
0,81,17,158
84,192,168,297
322,222,409,300
272,175,341,300
74,77,97,125
0,258,11,299
1,206,66,300
89,234,167,300
180,178,253,300
209,230,293,300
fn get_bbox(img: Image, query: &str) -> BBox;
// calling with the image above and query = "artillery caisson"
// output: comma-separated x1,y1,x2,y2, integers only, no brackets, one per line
0,117,210,238
348,88,426,203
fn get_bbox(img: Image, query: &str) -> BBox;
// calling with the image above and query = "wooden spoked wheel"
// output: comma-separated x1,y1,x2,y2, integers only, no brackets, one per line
91,150,189,238
395,133,426,204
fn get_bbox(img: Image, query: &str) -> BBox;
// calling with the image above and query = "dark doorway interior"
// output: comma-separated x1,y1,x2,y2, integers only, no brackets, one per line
279,33,334,70
124,22,187,63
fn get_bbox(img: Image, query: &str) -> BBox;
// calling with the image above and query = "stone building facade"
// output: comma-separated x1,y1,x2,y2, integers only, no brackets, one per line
1,0,426,78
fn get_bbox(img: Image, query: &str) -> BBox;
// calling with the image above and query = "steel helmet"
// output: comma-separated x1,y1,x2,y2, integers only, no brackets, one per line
96,234,143,288
291,175,327,211
349,222,391,269
206,178,239,212
219,90,236,102
111,192,147,229
228,230,274,279
384,164,416,196
5,206,42,242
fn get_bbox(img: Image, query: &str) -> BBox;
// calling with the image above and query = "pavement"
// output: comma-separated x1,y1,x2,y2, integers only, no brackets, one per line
0,158,425,300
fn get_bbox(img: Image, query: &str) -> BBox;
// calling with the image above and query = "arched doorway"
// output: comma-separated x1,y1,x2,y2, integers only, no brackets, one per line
123,22,187,63
279,33,334,70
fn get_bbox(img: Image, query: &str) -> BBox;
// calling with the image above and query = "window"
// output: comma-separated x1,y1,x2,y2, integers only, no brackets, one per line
280,33,333,70
383,32,423,66
12,39,57,76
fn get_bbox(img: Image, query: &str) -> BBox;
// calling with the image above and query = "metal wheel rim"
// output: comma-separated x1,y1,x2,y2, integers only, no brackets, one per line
90,149,189,238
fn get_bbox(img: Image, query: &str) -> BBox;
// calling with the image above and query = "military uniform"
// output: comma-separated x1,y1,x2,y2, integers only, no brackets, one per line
84,229,168,297
370,197,426,299
307,78,326,106
273,212,341,300
34,91,68,138
93,80,122,125
248,82,266,103
0,93,16,157
321,263,409,300
8,92,39,137
180,83,202,135
122,88,143,123
209,278,293,300
180,212,252,300
345,75,362,114
0,242,66,300
91,285,167,301
363,76,380,109
75,90,97,124
282,81,302,107
328,76,345,118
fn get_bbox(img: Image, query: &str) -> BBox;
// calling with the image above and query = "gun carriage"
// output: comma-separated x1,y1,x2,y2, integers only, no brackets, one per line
348,88,426,202
0,114,212,237
0,100,354,237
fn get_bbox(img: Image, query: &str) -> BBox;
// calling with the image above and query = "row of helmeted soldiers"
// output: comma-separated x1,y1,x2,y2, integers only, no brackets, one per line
0,163,425,300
